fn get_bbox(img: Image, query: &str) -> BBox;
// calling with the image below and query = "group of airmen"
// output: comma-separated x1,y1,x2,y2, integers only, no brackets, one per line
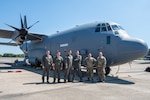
41,50,107,83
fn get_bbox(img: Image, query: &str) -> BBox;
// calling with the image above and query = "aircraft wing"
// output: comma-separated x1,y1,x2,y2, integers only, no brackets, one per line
0,29,14,39
0,29,18,46
0,29,45,42
0,42,18,46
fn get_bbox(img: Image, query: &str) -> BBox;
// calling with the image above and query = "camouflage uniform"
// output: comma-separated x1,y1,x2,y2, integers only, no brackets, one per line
41,54,53,83
84,57,97,81
97,56,106,82
64,55,73,82
53,56,63,83
72,54,82,82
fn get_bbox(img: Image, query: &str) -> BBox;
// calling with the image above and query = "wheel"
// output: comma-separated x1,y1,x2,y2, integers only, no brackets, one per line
105,67,111,76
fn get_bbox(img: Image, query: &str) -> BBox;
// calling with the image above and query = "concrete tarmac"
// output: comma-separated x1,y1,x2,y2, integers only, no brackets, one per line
0,58,150,100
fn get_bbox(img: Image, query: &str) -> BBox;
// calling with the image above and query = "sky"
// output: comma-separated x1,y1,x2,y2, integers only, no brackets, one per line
0,0,150,54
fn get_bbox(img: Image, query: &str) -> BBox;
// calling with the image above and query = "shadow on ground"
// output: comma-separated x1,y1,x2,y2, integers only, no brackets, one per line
1,64,135,85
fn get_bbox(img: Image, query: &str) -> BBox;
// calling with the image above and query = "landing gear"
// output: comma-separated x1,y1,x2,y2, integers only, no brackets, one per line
29,58,41,68
31,61,41,68
105,66,111,76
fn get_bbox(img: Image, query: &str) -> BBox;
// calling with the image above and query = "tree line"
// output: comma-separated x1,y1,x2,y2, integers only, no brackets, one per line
0,53,24,57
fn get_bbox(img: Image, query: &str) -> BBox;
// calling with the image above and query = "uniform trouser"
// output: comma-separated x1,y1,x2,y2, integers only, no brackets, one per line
72,66,82,81
64,67,72,82
87,67,93,81
53,67,61,82
42,67,50,82
97,67,106,81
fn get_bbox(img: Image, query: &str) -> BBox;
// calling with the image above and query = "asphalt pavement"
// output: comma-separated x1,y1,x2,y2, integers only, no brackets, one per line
0,58,150,100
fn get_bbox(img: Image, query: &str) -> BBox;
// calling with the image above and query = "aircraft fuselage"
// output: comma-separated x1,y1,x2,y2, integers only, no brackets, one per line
21,22,148,67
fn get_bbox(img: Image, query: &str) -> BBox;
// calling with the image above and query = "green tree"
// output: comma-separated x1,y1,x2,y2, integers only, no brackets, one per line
2,53,24,57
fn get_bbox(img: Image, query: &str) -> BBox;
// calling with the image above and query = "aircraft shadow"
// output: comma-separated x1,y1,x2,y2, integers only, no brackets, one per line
139,62,150,64
73,72,135,85
2,65,135,85
0,62,12,65
105,76,135,85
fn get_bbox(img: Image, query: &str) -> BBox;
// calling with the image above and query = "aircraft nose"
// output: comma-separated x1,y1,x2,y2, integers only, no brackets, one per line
132,39,148,58
118,38,148,61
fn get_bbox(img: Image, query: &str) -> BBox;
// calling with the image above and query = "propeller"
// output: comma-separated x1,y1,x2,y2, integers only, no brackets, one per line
6,15,39,44
5,15,40,60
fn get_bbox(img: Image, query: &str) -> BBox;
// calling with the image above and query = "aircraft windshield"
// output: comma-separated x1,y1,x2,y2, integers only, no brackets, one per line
95,23,125,33
111,25,124,30
112,24,129,38
95,23,112,32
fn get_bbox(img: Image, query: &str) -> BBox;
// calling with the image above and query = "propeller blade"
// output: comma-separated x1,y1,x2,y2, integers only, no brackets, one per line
27,33,42,40
24,15,27,29
27,21,39,29
14,34,21,40
5,24,20,31
20,15,24,28
8,34,21,44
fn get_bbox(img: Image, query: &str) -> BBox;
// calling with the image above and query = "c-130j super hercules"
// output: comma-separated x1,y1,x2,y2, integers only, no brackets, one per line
0,15,148,75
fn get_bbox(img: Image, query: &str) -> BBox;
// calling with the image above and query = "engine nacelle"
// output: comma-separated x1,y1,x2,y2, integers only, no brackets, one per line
15,36,25,45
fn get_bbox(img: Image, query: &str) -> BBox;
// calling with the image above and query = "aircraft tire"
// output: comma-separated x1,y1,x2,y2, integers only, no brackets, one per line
30,58,41,68
105,67,111,76
35,59,41,68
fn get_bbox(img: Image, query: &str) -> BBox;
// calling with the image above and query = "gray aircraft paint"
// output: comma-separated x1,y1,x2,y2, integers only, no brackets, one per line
19,22,148,67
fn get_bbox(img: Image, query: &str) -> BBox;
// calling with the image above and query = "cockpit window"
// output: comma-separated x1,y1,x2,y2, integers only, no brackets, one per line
111,25,124,30
112,25,119,30
95,23,112,32
101,23,107,32
95,27,100,32
106,23,109,26
106,23,112,31
107,26,111,31
95,24,101,32
101,27,107,32
97,24,101,26
102,23,105,26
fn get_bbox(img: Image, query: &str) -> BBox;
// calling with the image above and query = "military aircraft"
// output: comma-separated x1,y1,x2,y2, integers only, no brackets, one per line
0,16,148,74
